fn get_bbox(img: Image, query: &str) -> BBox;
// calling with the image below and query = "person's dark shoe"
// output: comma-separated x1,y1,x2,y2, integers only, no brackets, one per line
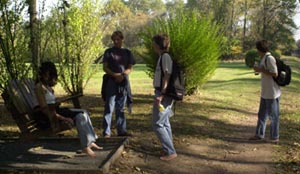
249,135,264,141
118,132,132,137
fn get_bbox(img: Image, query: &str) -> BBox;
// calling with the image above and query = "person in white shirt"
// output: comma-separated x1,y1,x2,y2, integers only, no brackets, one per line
152,34,177,161
250,40,281,143
34,61,102,157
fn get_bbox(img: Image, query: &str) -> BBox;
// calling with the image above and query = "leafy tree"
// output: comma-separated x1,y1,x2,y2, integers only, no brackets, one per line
124,0,165,14
248,0,297,50
185,0,298,57
295,39,300,55
139,10,222,95
101,0,133,46
27,0,39,78
0,0,30,92
296,39,300,49
165,0,186,14
45,0,105,107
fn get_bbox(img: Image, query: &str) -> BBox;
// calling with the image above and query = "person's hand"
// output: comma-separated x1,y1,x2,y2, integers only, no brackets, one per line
253,66,262,73
64,117,74,127
114,74,125,83
156,95,164,106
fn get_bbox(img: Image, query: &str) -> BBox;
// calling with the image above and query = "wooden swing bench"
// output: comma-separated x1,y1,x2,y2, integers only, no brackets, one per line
1,78,83,139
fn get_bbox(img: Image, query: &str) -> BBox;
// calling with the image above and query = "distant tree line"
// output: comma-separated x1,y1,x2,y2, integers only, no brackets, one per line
0,0,299,95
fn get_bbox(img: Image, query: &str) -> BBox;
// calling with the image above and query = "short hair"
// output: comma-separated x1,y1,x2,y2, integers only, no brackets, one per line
152,34,170,51
256,40,270,53
111,30,124,40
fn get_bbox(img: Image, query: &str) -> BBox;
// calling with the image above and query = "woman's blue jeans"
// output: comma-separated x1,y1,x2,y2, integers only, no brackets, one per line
255,97,280,140
152,90,176,155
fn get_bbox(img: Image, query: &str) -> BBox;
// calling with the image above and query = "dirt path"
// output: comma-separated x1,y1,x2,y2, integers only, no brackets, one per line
111,114,279,174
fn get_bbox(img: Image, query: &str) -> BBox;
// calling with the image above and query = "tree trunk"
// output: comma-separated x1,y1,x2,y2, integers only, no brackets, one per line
71,97,81,109
242,0,248,52
262,0,267,39
28,0,39,79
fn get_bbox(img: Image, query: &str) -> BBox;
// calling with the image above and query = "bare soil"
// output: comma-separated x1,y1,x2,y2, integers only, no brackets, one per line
0,94,283,174
110,112,281,174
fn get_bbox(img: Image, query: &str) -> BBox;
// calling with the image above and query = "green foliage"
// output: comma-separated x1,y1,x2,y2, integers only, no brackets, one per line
139,10,222,95
231,46,243,56
247,0,298,52
0,0,31,92
101,0,133,36
124,0,165,14
271,50,282,58
245,49,260,68
46,0,105,95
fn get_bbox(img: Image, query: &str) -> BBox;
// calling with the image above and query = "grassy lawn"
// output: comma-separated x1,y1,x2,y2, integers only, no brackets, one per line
83,56,299,173
0,56,299,173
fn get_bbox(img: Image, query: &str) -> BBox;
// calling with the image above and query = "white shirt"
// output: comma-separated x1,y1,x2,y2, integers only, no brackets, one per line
44,87,56,104
153,53,173,88
260,52,281,99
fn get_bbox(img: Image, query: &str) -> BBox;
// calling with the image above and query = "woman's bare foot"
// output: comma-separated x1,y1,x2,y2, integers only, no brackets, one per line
89,142,103,150
160,153,177,161
83,147,96,157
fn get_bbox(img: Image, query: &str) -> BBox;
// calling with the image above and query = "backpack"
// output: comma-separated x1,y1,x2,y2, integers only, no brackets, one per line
265,55,291,86
160,53,185,101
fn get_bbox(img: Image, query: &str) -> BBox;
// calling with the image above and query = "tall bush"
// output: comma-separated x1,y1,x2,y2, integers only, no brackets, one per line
0,0,30,92
46,0,105,100
139,10,222,95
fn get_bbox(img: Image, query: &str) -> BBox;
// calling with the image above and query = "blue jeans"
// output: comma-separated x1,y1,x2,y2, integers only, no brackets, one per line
71,109,98,148
255,97,280,140
103,94,127,136
152,90,176,155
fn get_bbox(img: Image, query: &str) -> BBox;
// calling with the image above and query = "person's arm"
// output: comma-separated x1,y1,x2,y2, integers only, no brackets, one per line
103,62,124,83
35,83,73,125
122,64,133,76
47,105,74,125
254,67,277,77
253,58,278,77
123,50,135,76
161,72,170,94
35,83,49,111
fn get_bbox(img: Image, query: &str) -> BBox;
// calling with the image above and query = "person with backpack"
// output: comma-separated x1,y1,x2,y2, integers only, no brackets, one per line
249,40,281,143
152,34,177,161
101,31,135,138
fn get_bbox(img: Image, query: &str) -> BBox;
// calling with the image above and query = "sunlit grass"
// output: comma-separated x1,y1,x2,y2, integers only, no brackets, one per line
0,57,299,173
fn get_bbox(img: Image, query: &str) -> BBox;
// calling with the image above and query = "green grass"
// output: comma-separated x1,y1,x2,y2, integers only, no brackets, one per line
1,56,299,173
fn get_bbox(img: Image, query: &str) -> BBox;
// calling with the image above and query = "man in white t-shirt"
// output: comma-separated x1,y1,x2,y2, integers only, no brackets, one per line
152,34,177,161
250,40,281,143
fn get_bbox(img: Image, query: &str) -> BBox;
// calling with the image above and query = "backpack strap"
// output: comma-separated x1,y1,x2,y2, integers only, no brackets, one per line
264,55,270,69
159,52,170,90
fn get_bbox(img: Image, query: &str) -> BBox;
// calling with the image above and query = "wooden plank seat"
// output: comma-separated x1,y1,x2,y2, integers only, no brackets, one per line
1,78,83,138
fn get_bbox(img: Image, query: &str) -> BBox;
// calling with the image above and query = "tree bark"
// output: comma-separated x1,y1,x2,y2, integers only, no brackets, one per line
28,0,39,79
242,0,248,51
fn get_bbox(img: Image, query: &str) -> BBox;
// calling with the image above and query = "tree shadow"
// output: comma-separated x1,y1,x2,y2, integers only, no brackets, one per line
1,89,298,173
0,137,125,173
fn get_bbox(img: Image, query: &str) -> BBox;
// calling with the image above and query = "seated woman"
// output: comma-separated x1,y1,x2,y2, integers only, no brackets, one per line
33,61,102,157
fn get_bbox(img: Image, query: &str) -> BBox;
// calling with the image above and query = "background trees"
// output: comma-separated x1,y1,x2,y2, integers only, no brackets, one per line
45,0,105,107
186,0,298,58
0,0,30,92
0,0,299,95
139,11,223,95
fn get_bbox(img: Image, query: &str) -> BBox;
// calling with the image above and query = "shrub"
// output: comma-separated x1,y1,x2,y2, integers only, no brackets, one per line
139,10,222,95
272,50,281,58
245,49,260,68
231,46,243,59
0,0,30,92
